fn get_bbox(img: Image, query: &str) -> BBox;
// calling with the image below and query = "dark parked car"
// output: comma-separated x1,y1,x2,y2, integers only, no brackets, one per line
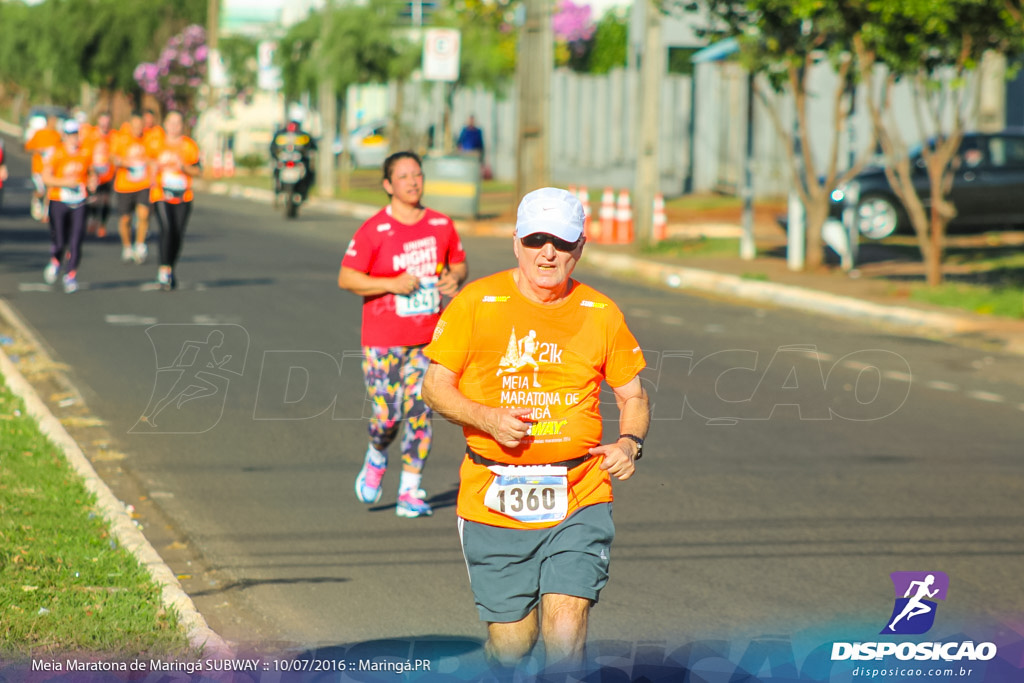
830,130,1024,239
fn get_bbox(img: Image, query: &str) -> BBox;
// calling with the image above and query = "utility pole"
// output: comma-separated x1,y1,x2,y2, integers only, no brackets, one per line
207,0,219,54
633,0,662,246
206,0,222,157
318,1,337,198
515,0,552,199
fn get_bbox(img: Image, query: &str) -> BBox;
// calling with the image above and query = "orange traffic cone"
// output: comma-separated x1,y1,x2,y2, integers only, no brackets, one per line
615,190,633,243
653,193,667,242
224,150,235,178
211,151,223,179
598,188,615,243
577,186,592,240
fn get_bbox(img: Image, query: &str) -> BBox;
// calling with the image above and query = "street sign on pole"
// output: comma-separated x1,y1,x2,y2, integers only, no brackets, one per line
422,28,461,82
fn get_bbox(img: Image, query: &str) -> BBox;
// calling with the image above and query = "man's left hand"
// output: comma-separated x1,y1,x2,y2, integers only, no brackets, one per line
591,440,636,481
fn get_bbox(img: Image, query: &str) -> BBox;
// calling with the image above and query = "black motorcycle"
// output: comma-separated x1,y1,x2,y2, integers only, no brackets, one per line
275,151,308,219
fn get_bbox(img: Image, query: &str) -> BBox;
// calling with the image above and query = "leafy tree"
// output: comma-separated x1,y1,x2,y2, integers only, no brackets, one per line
277,14,320,104
0,0,205,109
217,35,260,104
553,0,596,69
277,0,418,190
588,8,630,74
134,25,208,118
701,0,874,271
432,0,518,90
278,1,415,100
851,0,1024,286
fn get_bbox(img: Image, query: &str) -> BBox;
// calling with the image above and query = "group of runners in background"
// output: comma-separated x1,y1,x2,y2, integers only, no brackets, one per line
23,108,200,292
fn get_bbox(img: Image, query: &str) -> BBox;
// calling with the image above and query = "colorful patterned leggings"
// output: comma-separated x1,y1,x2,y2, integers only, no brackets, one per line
362,345,432,470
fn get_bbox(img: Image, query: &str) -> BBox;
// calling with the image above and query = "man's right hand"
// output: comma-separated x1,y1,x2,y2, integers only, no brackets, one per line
487,407,533,448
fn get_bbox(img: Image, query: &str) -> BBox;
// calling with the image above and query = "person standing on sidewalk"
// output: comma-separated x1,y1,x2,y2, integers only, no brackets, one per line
147,110,201,290
338,151,468,518
422,187,649,675
111,112,153,264
41,120,97,293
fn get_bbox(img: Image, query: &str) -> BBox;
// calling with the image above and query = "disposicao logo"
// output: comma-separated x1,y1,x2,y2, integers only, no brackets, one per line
882,571,948,635
831,571,998,663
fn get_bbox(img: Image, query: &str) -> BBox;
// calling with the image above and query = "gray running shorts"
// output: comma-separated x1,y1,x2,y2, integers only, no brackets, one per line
458,502,614,623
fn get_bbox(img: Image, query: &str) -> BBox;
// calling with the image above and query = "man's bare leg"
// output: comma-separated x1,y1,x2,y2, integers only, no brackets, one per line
486,609,539,671
540,593,590,670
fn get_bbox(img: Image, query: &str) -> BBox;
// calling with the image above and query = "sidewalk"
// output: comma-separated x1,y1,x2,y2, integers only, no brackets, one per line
214,179,1024,358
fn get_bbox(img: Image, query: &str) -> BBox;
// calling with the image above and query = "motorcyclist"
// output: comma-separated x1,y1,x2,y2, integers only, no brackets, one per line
269,119,317,202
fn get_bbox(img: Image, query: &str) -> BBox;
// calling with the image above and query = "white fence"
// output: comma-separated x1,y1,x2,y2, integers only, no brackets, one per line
201,60,986,200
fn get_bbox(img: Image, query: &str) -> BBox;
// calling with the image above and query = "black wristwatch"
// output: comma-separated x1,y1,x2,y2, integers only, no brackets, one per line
619,434,644,460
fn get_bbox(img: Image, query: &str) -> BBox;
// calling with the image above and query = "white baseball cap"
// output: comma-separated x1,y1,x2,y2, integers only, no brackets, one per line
515,187,585,242
62,119,80,135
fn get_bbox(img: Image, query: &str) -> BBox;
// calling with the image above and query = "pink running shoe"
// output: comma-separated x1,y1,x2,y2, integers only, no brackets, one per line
396,491,433,518
355,460,386,504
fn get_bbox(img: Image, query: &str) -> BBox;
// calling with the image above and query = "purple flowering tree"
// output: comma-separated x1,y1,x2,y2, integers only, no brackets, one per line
133,24,208,116
552,0,595,61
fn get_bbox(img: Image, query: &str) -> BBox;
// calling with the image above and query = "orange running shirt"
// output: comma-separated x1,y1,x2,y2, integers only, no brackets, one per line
111,132,152,193
45,143,94,205
143,125,165,148
25,128,62,174
83,127,115,184
147,136,200,203
424,269,646,529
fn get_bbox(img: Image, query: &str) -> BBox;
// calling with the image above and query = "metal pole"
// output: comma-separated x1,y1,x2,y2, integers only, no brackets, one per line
740,71,756,260
634,0,662,247
318,1,337,198
515,0,551,198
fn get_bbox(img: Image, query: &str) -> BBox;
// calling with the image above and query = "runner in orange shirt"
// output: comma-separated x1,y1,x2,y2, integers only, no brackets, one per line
147,110,201,290
143,108,165,147
422,187,649,676
83,111,116,238
24,115,62,221
41,120,97,293
111,112,153,264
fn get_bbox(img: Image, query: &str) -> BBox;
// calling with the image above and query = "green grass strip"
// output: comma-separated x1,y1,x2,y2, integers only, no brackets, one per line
0,370,189,659
909,283,1024,319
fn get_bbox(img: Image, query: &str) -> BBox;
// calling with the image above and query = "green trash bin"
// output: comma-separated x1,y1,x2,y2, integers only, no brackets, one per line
422,154,481,219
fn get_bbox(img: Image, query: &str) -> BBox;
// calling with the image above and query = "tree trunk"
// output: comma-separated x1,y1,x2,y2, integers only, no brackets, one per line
927,194,945,287
804,194,830,270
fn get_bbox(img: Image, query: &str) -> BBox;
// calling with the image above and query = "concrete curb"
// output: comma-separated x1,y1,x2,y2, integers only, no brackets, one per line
0,118,22,137
202,180,1009,343
204,178,1024,355
0,300,234,659
581,250,984,337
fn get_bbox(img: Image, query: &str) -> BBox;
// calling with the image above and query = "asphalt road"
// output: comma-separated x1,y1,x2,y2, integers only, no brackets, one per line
2,139,1024,672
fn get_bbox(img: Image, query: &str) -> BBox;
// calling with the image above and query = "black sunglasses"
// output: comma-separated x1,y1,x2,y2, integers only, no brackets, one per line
519,232,581,252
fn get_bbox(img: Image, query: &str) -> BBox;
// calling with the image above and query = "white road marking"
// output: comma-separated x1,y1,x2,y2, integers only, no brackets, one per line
192,315,242,324
883,371,913,382
926,380,959,392
966,390,1005,403
659,315,684,325
105,314,158,326
19,283,53,292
